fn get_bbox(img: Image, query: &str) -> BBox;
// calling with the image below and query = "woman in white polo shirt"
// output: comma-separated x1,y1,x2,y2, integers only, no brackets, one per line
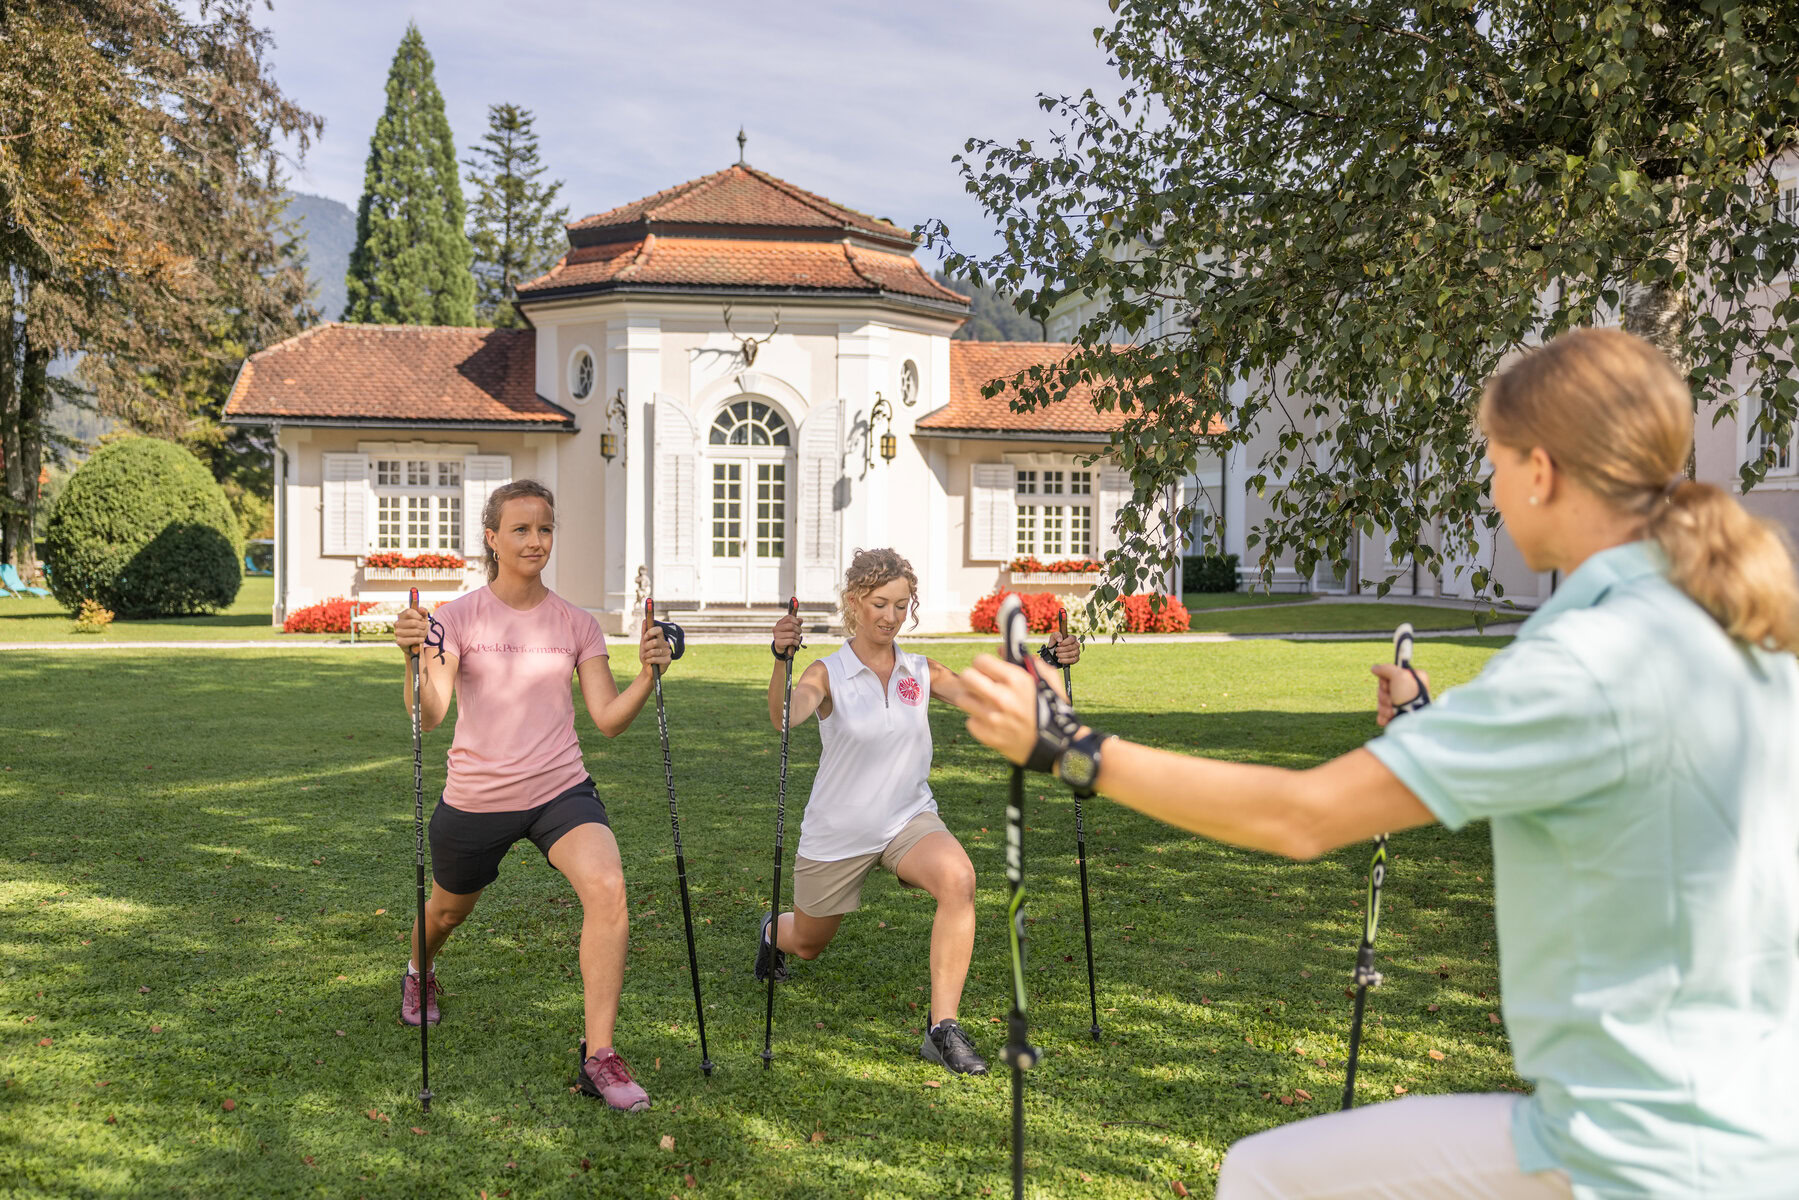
959,328,1799,1197
755,547,1079,1076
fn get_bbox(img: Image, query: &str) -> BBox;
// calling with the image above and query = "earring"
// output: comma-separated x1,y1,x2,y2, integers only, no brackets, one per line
1528,496,1540,506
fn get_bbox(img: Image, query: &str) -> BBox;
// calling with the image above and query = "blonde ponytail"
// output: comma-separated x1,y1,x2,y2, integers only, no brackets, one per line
1647,479,1799,652
1482,327,1799,653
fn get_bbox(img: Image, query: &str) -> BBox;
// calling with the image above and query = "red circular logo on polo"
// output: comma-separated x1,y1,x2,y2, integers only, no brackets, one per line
897,677,923,706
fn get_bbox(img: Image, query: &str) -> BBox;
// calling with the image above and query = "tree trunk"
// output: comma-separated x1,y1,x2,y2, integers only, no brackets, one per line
1620,239,1696,478
17,325,47,575
0,273,20,572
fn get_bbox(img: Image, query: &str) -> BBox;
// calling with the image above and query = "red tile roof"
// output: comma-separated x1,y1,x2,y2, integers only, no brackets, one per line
569,164,913,248
921,342,1226,437
517,235,966,304
224,325,573,428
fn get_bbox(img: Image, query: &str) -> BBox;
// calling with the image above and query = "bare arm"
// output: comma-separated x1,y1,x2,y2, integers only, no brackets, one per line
394,607,457,731
768,612,830,727
957,653,1435,861
578,620,674,738
771,660,831,728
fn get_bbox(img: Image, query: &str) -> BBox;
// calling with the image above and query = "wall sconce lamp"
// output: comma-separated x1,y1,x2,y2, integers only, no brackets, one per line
600,388,628,463
867,392,897,470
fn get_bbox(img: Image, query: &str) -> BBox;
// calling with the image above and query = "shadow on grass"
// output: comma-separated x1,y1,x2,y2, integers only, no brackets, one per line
0,649,1514,1198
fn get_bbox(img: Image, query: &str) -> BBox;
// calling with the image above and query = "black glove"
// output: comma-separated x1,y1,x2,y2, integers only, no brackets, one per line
653,619,685,661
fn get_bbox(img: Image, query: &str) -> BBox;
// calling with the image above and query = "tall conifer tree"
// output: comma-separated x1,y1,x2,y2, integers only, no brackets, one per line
344,23,474,326
465,105,568,328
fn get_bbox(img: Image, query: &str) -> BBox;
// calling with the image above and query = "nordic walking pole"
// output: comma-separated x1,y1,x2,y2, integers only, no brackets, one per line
761,595,800,1070
1341,622,1430,1110
647,597,713,1077
407,587,433,1115
1058,610,1101,1041
998,597,1042,1200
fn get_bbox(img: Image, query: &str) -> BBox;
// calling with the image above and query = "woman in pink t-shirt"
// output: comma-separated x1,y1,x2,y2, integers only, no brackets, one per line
393,479,673,1113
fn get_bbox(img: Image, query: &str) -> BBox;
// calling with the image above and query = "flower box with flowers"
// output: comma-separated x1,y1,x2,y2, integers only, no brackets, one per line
360,552,469,582
1006,555,1105,586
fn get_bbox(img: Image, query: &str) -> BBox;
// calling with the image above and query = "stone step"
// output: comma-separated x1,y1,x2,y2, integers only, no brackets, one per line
656,605,842,637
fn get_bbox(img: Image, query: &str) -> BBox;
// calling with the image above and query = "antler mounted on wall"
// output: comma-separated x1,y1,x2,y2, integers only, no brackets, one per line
721,303,780,368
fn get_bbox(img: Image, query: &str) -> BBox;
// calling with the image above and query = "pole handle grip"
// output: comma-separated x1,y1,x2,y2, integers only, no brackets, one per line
408,588,421,658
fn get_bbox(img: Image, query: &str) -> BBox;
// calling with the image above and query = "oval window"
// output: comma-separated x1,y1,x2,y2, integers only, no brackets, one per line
569,350,595,402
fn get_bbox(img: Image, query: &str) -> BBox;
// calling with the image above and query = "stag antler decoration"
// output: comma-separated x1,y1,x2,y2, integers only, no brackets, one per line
722,303,780,368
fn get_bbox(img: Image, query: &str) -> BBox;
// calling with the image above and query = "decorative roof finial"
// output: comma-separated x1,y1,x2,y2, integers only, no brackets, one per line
736,126,747,165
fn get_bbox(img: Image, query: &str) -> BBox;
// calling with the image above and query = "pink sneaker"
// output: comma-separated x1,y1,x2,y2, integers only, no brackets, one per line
400,968,440,1026
577,1039,650,1112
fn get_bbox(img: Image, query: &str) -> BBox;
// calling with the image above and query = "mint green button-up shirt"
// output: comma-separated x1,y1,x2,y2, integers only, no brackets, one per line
1367,541,1799,1199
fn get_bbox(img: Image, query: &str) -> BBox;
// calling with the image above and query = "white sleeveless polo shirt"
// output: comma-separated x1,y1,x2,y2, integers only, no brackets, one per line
795,641,936,862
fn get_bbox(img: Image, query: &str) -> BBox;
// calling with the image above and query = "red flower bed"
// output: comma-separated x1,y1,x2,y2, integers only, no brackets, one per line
1006,555,1104,574
364,552,466,570
1122,594,1190,633
969,589,1067,634
283,597,380,634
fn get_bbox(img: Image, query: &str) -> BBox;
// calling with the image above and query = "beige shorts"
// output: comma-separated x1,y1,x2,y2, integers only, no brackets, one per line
792,810,950,917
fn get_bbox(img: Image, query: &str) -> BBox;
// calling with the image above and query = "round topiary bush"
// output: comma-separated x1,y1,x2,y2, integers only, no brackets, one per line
44,437,243,618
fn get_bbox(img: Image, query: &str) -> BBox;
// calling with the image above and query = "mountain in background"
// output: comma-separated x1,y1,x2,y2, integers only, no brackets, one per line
285,191,356,322
933,271,1046,341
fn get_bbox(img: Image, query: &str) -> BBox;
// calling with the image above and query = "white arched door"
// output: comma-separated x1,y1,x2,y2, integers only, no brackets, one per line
703,397,795,605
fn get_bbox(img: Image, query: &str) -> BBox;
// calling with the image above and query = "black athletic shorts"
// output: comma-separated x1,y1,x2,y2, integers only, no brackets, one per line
428,777,609,895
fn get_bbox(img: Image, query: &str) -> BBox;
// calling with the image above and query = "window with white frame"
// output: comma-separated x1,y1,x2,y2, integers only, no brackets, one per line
1014,466,1095,557
1748,406,1796,475
372,458,464,551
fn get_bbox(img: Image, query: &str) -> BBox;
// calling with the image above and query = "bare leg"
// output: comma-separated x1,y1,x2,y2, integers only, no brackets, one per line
547,823,629,1051
894,832,977,1023
411,882,482,969
774,908,843,960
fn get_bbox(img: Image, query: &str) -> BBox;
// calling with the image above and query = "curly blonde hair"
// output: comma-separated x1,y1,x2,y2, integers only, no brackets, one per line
839,548,920,636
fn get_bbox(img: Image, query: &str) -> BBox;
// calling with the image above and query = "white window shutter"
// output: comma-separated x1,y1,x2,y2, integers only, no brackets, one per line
796,403,842,601
652,399,699,599
321,453,369,556
1095,467,1133,558
462,455,512,557
969,463,1016,560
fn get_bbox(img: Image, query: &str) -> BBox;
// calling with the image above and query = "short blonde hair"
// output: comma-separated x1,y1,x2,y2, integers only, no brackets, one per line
1481,328,1798,652
839,548,920,636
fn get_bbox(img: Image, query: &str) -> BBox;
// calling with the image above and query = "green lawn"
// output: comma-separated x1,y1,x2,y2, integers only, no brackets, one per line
1,638,1518,1198
0,575,343,643
1180,592,1313,612
1189,602,1504,636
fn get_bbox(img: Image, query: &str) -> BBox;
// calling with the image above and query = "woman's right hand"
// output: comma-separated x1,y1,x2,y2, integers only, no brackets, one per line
394,606,427,657
772,612,804,657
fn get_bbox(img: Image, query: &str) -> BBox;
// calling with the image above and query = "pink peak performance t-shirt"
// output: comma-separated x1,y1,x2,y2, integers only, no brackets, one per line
432,585,608,812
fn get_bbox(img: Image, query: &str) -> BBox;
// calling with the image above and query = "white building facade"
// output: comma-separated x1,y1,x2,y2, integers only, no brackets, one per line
228,164,1156,632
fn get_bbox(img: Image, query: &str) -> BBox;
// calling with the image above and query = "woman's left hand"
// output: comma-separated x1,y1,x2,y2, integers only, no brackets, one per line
959,654,1046,767
1049,632,1081,665
640,619,673,671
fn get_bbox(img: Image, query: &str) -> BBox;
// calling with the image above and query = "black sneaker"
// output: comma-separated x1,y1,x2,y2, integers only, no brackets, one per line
754,912,789,982
921,1017,989,1076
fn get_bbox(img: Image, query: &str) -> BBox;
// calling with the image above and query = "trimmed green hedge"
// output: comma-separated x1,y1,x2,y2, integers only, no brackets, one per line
1182,553,1240,593
44,437,243,618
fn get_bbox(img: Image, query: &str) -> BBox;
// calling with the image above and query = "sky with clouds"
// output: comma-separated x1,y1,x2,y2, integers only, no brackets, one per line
261,0,1123,267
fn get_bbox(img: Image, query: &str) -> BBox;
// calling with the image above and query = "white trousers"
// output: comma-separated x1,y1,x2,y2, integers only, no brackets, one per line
1217,1093,1575,1200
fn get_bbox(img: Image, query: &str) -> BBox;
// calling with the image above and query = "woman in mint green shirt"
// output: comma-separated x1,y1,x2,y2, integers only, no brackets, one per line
960,328,1799,1199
